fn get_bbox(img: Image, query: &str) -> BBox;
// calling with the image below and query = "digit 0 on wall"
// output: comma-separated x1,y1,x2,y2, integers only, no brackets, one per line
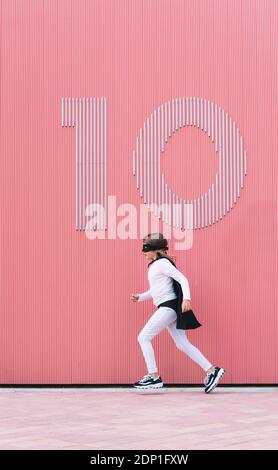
133,97,248,230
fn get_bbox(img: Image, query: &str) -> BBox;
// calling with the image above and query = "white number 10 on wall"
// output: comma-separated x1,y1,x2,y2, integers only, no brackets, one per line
61,96,247,232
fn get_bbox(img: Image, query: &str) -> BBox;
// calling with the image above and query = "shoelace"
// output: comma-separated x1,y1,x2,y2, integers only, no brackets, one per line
140,374,153,382
204,372,213,386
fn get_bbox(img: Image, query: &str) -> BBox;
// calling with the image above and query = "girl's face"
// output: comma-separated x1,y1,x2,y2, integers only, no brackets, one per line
143,250,157,261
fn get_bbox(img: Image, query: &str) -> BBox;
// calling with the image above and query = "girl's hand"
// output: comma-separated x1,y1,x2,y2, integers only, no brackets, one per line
131,294,139,302
181,299,191,312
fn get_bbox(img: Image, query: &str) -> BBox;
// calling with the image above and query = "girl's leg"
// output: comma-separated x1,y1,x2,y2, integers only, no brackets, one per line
138,307,177,375
166,317,213,372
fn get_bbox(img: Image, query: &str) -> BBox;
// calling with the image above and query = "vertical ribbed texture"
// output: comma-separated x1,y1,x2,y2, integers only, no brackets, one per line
0,0,277,384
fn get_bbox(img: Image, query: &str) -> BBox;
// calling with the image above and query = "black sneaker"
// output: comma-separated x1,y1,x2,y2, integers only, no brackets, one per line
133,374,164,389
204,367,225,393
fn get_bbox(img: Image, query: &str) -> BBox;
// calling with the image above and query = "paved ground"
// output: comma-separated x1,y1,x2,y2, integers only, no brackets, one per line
0,387,277,450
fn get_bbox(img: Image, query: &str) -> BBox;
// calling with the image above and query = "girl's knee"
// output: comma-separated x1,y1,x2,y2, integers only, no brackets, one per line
175,342,186,352
138,331,147,343
175,338,192,352
138,331,152,344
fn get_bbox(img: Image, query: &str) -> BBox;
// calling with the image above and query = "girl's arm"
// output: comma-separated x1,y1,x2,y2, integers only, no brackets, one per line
159,258,191,300
137,289,152,301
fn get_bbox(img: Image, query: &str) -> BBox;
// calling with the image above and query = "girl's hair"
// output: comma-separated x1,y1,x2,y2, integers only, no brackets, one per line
143,233,177,266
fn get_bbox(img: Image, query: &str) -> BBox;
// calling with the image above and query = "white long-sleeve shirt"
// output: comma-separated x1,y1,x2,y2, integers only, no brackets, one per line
137,257,191,306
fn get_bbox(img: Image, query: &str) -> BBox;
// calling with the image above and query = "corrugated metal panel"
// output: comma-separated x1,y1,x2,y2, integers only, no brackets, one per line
0,0,277,384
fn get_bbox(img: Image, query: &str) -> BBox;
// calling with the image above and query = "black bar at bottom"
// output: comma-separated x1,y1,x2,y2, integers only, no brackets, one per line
0,450,275,467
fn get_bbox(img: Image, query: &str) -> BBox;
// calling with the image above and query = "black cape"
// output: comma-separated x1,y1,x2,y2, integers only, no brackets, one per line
149,256,202,331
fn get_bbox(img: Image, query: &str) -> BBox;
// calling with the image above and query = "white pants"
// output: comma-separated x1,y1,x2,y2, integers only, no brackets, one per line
138,306,212,374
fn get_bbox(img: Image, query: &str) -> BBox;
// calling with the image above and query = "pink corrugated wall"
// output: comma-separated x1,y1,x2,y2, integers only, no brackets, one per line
0,0,277,384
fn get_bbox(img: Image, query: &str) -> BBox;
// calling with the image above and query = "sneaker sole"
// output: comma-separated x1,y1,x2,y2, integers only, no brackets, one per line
205,369,225,393
133,382,164,389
